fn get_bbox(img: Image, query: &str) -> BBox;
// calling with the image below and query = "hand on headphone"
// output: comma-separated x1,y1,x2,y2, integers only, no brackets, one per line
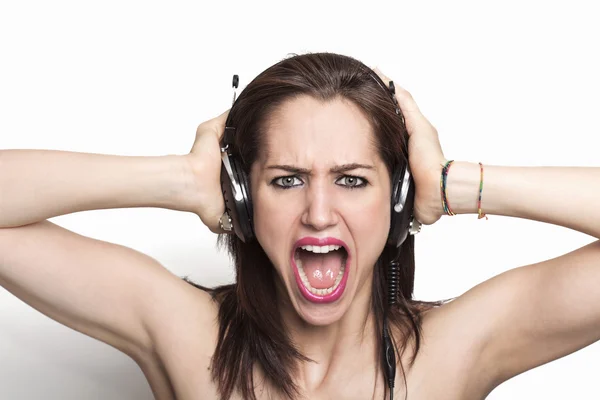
184,109,231,234
373,68,447,226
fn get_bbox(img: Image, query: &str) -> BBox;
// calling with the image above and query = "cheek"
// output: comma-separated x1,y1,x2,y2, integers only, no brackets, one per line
252,186,294,270
350,191,391,271
358,200,390,242
253,187,291,234
354,195,389,224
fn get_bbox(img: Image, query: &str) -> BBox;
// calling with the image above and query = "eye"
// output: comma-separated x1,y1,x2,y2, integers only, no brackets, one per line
271,175,369,190
336,175,368,189
272,176,303,189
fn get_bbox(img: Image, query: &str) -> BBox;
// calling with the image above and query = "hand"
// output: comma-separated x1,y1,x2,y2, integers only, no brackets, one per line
373,68,446,225
184,109,230,234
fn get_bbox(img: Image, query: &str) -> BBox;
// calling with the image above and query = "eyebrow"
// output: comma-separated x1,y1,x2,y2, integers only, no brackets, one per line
265,163,375,175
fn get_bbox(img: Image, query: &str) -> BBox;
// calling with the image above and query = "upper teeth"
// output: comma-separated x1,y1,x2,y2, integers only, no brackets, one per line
299,244,342,254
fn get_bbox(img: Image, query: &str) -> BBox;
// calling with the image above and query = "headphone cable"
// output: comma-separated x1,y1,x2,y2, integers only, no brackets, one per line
382,248,401,399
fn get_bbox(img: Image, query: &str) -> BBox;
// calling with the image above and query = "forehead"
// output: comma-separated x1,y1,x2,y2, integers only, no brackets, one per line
257,95,380,170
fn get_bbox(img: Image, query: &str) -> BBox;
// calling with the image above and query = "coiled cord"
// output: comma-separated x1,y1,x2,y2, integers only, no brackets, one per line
387,261,400,308
382,258,401,400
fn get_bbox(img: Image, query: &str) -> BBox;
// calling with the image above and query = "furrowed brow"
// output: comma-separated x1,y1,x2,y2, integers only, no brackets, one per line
265,163,375,174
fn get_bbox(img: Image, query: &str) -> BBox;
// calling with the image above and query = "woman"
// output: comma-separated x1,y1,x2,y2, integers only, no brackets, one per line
0,52,599,399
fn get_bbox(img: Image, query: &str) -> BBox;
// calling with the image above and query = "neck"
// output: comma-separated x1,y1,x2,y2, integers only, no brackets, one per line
276,274,381,393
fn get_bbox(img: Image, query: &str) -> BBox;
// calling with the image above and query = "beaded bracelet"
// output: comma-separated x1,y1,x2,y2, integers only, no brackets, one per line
440,160,488,219
440,160,456,216
477,162,488,220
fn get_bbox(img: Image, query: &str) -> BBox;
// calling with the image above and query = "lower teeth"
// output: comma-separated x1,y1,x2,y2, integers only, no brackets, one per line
296,259,346,296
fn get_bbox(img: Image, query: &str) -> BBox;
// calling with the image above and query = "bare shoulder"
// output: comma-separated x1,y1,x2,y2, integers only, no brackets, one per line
135,270,222,399
141,271,220,358
405,297,501,399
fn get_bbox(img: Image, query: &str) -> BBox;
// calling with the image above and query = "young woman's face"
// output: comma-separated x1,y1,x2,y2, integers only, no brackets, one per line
250,95,392,326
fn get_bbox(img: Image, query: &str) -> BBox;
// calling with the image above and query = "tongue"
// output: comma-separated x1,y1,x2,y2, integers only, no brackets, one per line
298,250,344,289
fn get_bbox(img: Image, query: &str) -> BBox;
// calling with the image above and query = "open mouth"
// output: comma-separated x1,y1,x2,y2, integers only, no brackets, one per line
292,245,350,303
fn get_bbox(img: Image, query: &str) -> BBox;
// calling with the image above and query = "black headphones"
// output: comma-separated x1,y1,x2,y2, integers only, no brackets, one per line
218,71,421,248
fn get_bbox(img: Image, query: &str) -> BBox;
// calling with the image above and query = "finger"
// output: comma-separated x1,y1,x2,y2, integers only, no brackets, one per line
216,108,231,123
371,68,430,134
198,213,229,235
197,108,231,142
213,108,231,140
373,67,421,114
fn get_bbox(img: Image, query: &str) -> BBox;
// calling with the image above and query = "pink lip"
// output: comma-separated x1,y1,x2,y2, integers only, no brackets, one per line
290,236,351,304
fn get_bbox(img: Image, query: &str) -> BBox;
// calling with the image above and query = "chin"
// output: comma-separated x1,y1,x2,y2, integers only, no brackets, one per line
292,300,350,326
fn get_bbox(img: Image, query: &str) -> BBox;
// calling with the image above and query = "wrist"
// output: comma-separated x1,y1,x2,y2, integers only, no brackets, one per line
167,154,203,213
117,154,192,211
445,161,480,215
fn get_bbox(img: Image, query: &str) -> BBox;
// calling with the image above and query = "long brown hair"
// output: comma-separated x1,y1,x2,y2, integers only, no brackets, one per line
183,52,448,399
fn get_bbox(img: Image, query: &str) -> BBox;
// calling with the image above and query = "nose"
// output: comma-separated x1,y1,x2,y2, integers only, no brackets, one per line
300,179,339,231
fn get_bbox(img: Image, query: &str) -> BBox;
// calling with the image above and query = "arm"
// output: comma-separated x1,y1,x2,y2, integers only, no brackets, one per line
447,162,600,239
443,162,600,386
371,68,600,389
0,150,192,228
0,220,219,361
0,149,218,362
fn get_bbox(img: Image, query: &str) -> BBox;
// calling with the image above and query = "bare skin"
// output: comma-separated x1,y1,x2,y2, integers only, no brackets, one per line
1,68,600,399
134,288,494,399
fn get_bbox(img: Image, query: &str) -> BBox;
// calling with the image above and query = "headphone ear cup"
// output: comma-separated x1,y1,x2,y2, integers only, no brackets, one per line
235,158,254,240
219,154,255,243
387,165,415,248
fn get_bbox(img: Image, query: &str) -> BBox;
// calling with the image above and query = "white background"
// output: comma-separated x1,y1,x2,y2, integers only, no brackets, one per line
1,0,599,399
